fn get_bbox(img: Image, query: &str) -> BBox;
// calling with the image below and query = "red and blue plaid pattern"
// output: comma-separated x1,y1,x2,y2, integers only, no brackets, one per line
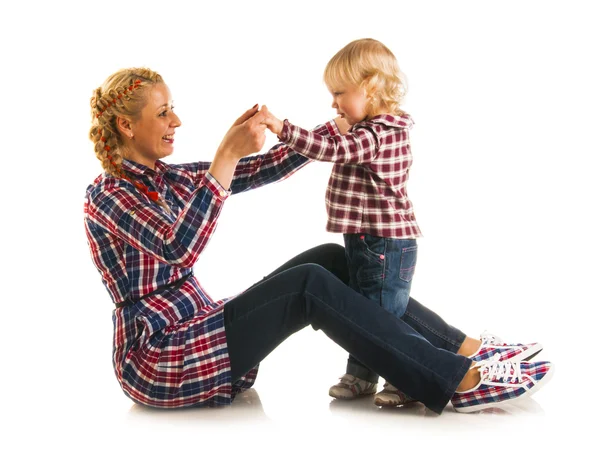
452,357,554,413
84,121,337,408
471,332,543,363
280,114,423,239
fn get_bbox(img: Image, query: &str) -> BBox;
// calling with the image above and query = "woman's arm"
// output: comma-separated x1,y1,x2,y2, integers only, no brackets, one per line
87,174,229,269
229,118,341,195
85,106,268,268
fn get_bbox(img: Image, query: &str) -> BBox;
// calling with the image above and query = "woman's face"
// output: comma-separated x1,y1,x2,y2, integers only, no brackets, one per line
127,83,181,168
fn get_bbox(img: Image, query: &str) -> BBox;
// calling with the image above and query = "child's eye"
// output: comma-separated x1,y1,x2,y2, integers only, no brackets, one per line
333,92,344,96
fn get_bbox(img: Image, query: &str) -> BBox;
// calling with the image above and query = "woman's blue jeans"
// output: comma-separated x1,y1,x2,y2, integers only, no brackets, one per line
223,244,471,414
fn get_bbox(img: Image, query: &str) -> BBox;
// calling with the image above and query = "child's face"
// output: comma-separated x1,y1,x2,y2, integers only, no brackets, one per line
329,84,369,125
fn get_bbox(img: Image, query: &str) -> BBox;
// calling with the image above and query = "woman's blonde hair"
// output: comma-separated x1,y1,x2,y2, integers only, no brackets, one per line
324,38,407,117
88,67,164,177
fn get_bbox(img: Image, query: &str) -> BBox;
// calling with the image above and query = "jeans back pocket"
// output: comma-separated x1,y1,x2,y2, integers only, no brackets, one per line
399,245,418,282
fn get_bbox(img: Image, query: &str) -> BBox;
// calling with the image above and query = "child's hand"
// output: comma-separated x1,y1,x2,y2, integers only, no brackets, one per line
334,115,351,135
260,105,284,137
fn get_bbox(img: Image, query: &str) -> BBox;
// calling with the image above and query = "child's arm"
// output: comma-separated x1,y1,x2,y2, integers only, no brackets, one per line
229,119,338,195
263,109,377,164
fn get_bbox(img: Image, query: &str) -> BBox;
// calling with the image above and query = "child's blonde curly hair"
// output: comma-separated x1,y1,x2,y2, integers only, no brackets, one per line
324,38,407,118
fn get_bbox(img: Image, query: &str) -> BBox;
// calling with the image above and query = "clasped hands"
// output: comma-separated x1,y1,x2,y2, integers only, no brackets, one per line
218,104,350,161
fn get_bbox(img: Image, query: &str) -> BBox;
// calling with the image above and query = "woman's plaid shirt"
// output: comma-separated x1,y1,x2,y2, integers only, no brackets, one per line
83,121,336,408
280,114,422,239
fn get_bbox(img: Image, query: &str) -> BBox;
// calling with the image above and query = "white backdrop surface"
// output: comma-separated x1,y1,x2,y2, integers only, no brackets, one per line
1,0,597,455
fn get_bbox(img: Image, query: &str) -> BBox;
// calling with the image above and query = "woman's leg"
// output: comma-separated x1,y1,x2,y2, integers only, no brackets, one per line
253,243,349,284
224,263,471,414
273,243,472,354
254,242,479,357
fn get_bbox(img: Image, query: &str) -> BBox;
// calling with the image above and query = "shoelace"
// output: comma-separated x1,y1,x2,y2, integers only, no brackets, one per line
480,331,506,345
338,374,357,385
477,353,523,384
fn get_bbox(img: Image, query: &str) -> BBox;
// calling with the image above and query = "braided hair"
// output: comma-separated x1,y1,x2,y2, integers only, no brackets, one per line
88,68,164,178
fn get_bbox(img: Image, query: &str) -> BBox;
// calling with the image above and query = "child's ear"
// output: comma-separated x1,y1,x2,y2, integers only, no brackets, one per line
362,76,378,100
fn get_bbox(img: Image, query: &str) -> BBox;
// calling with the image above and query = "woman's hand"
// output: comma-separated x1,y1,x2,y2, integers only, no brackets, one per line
261,106,284,137
216,105,268,161
209,105,268,189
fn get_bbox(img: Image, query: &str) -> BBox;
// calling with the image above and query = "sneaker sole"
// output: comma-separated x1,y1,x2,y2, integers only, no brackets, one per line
453,362,555,413
374,397,418,407
473,343,544,363
517,343,544,362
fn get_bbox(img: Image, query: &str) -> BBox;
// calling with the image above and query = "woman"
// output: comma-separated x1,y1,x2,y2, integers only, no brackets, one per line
84,67,553,414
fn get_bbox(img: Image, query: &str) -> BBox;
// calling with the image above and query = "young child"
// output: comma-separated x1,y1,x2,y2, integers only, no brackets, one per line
263,38,423,406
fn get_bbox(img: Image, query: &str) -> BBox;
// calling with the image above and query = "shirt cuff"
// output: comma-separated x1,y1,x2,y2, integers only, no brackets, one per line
279,119,292,142
324,119,339,136
203,172,231,201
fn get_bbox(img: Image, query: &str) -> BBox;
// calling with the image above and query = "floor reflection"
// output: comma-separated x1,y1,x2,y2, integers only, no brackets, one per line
127,388,270,423
328,394,545,417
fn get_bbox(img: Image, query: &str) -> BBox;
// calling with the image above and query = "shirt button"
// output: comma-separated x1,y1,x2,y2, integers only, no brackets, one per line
220,191,226,197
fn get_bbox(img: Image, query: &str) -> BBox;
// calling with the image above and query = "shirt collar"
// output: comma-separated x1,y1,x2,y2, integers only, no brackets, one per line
121,159,168,177
353,113,414,130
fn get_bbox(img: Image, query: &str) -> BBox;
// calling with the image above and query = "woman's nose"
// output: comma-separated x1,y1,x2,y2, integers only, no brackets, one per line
172,113,182,127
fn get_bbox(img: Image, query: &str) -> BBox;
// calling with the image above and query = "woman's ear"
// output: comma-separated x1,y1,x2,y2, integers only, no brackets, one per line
116,116,133,137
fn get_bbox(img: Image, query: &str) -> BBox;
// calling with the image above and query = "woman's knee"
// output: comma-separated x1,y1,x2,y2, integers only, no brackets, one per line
318,243,345,258
285,263,333,287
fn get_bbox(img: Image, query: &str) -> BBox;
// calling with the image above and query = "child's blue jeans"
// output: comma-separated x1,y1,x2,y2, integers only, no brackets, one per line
344,233,423,384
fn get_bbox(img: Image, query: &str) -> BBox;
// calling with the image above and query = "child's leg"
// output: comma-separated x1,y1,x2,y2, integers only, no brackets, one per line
223,263,471,414
342,234,387,384
380,237,418,318
402,297,467,354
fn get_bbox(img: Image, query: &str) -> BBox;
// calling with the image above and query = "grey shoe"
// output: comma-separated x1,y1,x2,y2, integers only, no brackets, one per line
373,382,418,407
329,374,377,400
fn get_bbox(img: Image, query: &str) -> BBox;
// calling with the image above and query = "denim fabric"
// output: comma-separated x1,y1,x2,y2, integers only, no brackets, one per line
342,234,466,384
223,244,470,414
344,234,415,382
223,265,470,414
344,234,418,319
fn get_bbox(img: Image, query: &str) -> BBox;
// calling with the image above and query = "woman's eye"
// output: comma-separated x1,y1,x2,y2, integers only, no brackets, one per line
159,106,175,117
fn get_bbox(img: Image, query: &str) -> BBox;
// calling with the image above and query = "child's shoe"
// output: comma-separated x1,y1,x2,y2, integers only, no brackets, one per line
373,382,418,407
470,331,543,363
328,374,377,399
452,354,554,413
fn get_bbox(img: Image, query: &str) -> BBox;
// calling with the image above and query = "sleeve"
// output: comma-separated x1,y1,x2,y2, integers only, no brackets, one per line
230,120,339,195
86,173,230,269
168,161,212,187
279,119,380,164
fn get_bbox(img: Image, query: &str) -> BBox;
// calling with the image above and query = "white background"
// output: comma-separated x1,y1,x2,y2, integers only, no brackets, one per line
1,0,598,455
